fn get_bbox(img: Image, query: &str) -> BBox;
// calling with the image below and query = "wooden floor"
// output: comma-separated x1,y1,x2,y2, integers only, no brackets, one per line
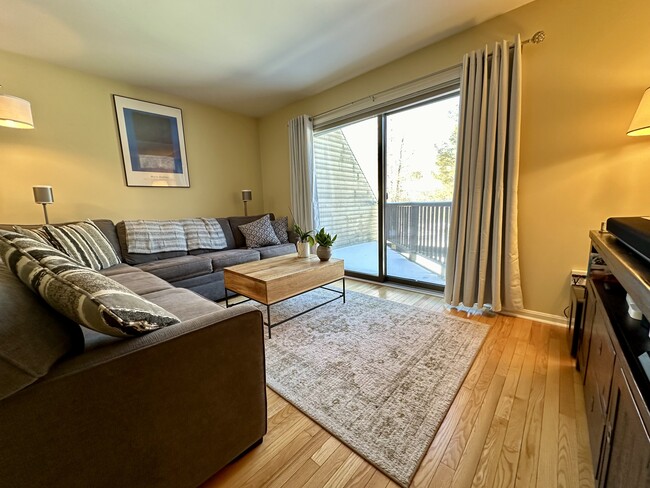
205,280,594,488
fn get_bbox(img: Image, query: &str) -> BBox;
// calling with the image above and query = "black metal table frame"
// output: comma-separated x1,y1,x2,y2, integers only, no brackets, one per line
225,277,345,338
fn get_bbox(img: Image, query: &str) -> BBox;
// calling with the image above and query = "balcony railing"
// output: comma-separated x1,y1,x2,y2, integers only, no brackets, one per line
385,201,453,269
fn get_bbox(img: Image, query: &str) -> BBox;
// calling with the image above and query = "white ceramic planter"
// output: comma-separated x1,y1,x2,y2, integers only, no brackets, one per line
297,241,310,258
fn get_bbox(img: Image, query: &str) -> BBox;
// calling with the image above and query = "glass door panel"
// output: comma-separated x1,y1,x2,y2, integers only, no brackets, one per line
384,96,459,286
313,118,379,277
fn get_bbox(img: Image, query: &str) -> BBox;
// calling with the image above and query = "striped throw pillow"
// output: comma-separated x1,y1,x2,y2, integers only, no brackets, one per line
45,220,121,270
0,231,179,337
12,225,54,246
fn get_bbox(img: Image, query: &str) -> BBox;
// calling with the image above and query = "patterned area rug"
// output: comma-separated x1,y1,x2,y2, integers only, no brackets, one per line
259,289,489,487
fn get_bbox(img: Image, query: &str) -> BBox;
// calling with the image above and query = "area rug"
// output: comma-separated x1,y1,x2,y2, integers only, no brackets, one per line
258,289,489,487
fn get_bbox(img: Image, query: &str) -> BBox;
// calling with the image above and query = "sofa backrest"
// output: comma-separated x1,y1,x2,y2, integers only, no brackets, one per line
228,213,276,249
0,262,84,401
92,219,123,261
0,220,124,263
115,221,189,265
188,217,237,255
114,218,238,264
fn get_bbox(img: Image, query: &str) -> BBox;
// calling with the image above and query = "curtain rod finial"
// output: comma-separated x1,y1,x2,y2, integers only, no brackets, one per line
530,31,545,44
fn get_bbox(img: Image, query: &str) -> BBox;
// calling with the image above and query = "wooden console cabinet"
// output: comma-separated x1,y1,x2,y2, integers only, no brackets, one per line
580,231,650,487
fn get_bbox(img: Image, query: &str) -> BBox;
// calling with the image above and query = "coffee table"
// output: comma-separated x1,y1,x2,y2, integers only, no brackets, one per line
224,253,345,338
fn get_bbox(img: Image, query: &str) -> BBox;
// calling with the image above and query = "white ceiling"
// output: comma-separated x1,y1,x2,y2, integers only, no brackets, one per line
0,0,533,116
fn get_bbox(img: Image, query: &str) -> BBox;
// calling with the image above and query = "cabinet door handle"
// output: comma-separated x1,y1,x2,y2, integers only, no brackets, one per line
590,396,595,413
598,341,603,356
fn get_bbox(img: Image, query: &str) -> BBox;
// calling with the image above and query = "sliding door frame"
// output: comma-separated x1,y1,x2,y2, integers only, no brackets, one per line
318,86,461,293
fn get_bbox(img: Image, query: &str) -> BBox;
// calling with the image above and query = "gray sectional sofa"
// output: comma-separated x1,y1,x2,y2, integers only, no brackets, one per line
0,214,297,487
102,213,297,301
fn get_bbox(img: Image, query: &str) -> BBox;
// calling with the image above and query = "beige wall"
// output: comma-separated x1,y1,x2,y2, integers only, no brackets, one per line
258,0,650,318
0,49,262,224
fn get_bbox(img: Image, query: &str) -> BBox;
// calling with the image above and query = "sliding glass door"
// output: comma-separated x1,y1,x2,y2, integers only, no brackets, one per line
385,97,458,286
313,90,459,290
313,118,379,276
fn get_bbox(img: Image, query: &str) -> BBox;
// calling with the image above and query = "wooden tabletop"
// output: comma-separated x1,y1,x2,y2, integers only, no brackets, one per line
224,253,343,283
224,253,344,304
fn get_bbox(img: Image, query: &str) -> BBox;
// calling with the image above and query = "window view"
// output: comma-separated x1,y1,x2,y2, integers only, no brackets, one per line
313,92,459,288
385,96,459,285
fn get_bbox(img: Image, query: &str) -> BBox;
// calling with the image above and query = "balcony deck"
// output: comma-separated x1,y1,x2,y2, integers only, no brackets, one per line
332,241,445,286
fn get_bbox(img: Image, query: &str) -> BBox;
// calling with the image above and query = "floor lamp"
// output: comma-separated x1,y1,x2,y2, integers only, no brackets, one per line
0,91,34,129
33,186,54,224
242,190,252,216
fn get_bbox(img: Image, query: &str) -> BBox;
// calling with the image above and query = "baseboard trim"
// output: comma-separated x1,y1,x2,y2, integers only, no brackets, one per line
500,308,567,328
346,277,567,327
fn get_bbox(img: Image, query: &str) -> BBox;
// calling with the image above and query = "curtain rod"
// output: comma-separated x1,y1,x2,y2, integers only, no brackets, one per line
311,30,545,121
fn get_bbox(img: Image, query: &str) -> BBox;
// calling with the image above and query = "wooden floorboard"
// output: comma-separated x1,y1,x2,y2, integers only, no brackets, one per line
205,280,594,488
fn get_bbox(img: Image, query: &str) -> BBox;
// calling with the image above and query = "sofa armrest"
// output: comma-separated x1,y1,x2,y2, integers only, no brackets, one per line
0,305,266,488
52,304,262,376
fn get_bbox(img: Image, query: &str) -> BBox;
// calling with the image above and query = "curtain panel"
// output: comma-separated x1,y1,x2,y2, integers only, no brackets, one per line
444,36,524,312
288,115,318,231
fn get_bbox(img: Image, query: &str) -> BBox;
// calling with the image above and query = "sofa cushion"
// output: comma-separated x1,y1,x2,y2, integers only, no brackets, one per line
0,231,180,338
168,272,225,301
106,269,174,295
116,221,188,265
45,220,121,271
0,262,83,400
143,288,223,321
204,249,260,271
256,243,297,259
228,213,275,249
136,255,213,282
270,216,290,244
100,263,143,277
238,214,281,248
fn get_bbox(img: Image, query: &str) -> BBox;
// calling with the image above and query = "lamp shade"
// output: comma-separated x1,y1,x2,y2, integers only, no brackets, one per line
0,94,34,129
33,186,54,204
628,88,650,136
241,190,252,202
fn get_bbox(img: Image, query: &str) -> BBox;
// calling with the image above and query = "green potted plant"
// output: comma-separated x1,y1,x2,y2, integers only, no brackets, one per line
293,223,314,258
314,227,337,261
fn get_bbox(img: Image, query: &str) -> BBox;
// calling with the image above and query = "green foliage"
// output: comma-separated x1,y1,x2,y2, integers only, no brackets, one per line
314,227,338,247
430,119,457,201
293,223,314,245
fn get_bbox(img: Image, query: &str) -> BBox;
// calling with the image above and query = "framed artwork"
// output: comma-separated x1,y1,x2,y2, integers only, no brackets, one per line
113,95,190,187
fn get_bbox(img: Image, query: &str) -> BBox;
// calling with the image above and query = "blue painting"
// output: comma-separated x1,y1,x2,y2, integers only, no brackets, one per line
114,95,190,187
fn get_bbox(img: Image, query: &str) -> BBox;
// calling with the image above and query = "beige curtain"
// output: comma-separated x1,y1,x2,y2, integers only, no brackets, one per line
444,36,524,312
288,115,318,230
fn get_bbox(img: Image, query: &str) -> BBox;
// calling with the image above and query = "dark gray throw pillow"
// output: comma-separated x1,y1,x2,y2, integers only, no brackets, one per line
238,214,281,248
0,231,179,337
